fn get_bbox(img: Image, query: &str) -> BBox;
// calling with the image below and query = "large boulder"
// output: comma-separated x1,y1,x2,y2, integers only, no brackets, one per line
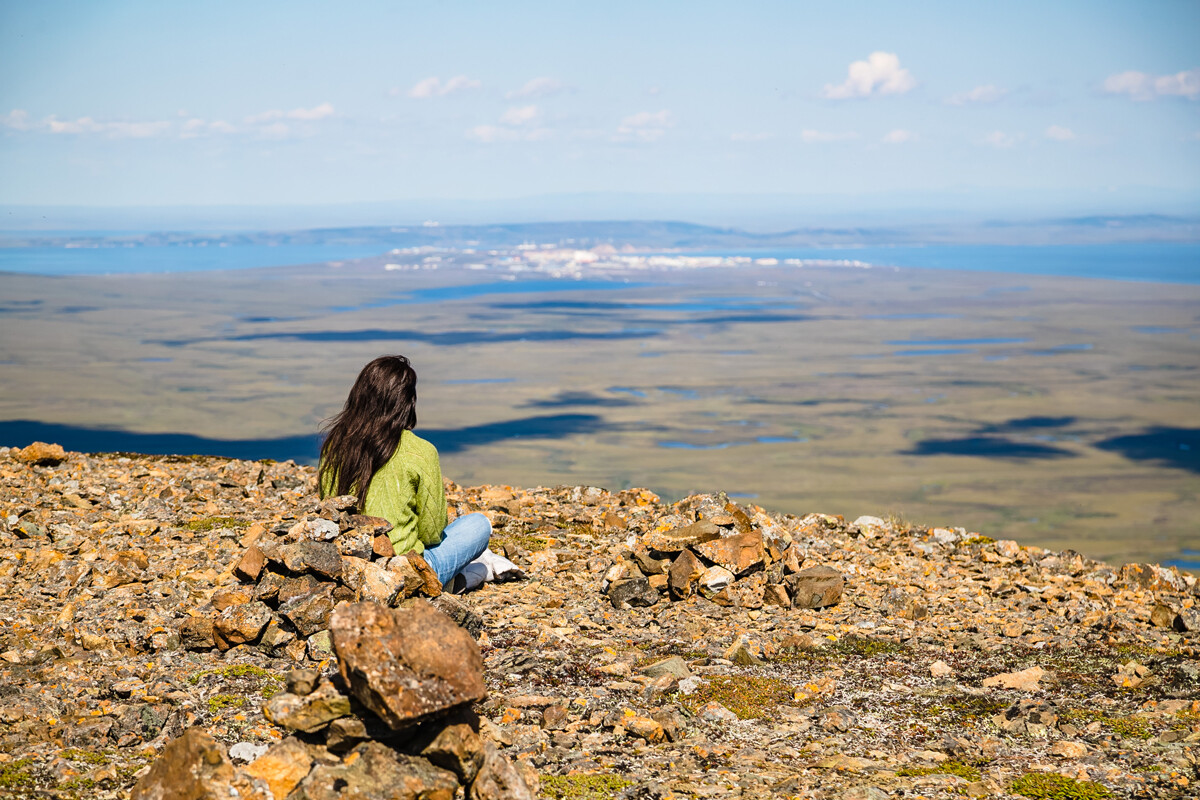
331,601,486,730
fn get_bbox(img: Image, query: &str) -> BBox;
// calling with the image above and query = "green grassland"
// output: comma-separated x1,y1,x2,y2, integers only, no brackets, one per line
1,255,1197,566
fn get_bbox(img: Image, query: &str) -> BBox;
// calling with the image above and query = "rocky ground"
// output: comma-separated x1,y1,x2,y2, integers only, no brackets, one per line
0,443,1197,799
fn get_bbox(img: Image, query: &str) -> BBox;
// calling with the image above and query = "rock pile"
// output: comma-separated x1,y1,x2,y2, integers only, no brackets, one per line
134,599,534,800
2,445,1199,799
179,494,476,662
602,494,846,610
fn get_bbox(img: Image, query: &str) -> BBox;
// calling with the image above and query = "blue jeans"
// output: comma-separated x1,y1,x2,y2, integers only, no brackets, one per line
421,513,492,587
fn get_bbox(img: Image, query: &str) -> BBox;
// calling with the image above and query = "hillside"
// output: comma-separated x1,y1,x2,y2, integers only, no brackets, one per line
0,443,1197,799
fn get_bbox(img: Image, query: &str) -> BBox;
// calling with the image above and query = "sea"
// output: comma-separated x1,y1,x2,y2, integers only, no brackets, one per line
0,239,1198,283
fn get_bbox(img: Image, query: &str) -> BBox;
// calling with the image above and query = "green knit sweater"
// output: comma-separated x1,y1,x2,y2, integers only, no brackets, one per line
323,431,448,556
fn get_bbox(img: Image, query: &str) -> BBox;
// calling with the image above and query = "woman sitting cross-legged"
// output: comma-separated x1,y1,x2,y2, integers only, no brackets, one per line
318,354,521,593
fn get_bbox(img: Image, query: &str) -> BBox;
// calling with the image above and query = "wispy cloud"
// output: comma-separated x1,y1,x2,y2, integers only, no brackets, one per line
800,129,859,143
244,103,335,125
506,77,569,100
405,75,482,99
981,130,1022,148
1044,124,1076,141
3,102,332,140
821,52,916,99
616,110,674,142
499,105,540,126
730,132,772,142
1103,68,1199,101
881,129,916,144
945,84,1007,105
467,123,551,143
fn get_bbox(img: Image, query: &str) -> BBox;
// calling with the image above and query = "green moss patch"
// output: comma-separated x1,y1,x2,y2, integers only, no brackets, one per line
680,675,799,720
0,758,34,789
1059,707,1153,740
541,774,635,799
58,749,110,765
1011,772,1111,800
897,760,982,782
206,694,247,713
183,516,250,532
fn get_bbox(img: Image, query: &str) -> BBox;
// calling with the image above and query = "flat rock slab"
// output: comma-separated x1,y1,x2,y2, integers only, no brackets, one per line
642,520,721,555
785,565,845,609
288,741,458,800
331,601,486,730
694,530,765,576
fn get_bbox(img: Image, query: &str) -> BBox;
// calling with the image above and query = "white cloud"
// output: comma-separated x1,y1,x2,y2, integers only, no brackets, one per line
407,75,482,98
1,109,31,130
506,77,569,99
616,110,674,141
1103,68,1199,101
467,123,551,143
821,52,916,99
944,84,1007,105
800,129,859,143
981,130,1022,148
286,102,335,121
1044,124,1076,141
730,132,772,142
244,103,335,125
42,115,171,138
499,105,540,126
881,129,916,144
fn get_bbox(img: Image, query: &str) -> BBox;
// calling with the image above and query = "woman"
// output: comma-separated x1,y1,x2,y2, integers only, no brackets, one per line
318,354,496,590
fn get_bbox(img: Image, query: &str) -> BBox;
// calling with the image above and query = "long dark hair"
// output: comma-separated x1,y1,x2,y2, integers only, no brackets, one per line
319,355,418,509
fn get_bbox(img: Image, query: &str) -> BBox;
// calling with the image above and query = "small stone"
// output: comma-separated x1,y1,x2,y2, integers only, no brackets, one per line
358,561,406,606
667,549,706,599
641,656,691,680
930,660,954,679
244,737,312,800
694,530,765,576
763,583,792,607
420,714,486,783
324,717,369,753
280,584,335,637
405,552,443,596
1174,609,1200,632
15,441,67,466
280,540,343,580
698,701,739,723
608,576,659,608
262,680,352,733
286,668,320,696
306,630,334,661
1151,604,1176,628
785,566,844,609
234,546,267,582
373,533,396,558
179,616,216,650
228,742,270,763
724,636,761,666
626,715,666,743
1049,740,1088,758
212,589,252,611
982,666,1046,691
643,520,721,555
469,741,536,800
697,565,735,598
541,704,569,730
212,601,272,651
258,617,296,651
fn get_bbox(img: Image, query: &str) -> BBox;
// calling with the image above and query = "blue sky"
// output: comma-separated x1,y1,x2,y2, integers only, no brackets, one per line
1,0,1198,219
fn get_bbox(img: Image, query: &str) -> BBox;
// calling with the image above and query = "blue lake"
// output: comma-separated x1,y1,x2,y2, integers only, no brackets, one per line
0,240,1197,284
684,243,1200,284
0,242,392,276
